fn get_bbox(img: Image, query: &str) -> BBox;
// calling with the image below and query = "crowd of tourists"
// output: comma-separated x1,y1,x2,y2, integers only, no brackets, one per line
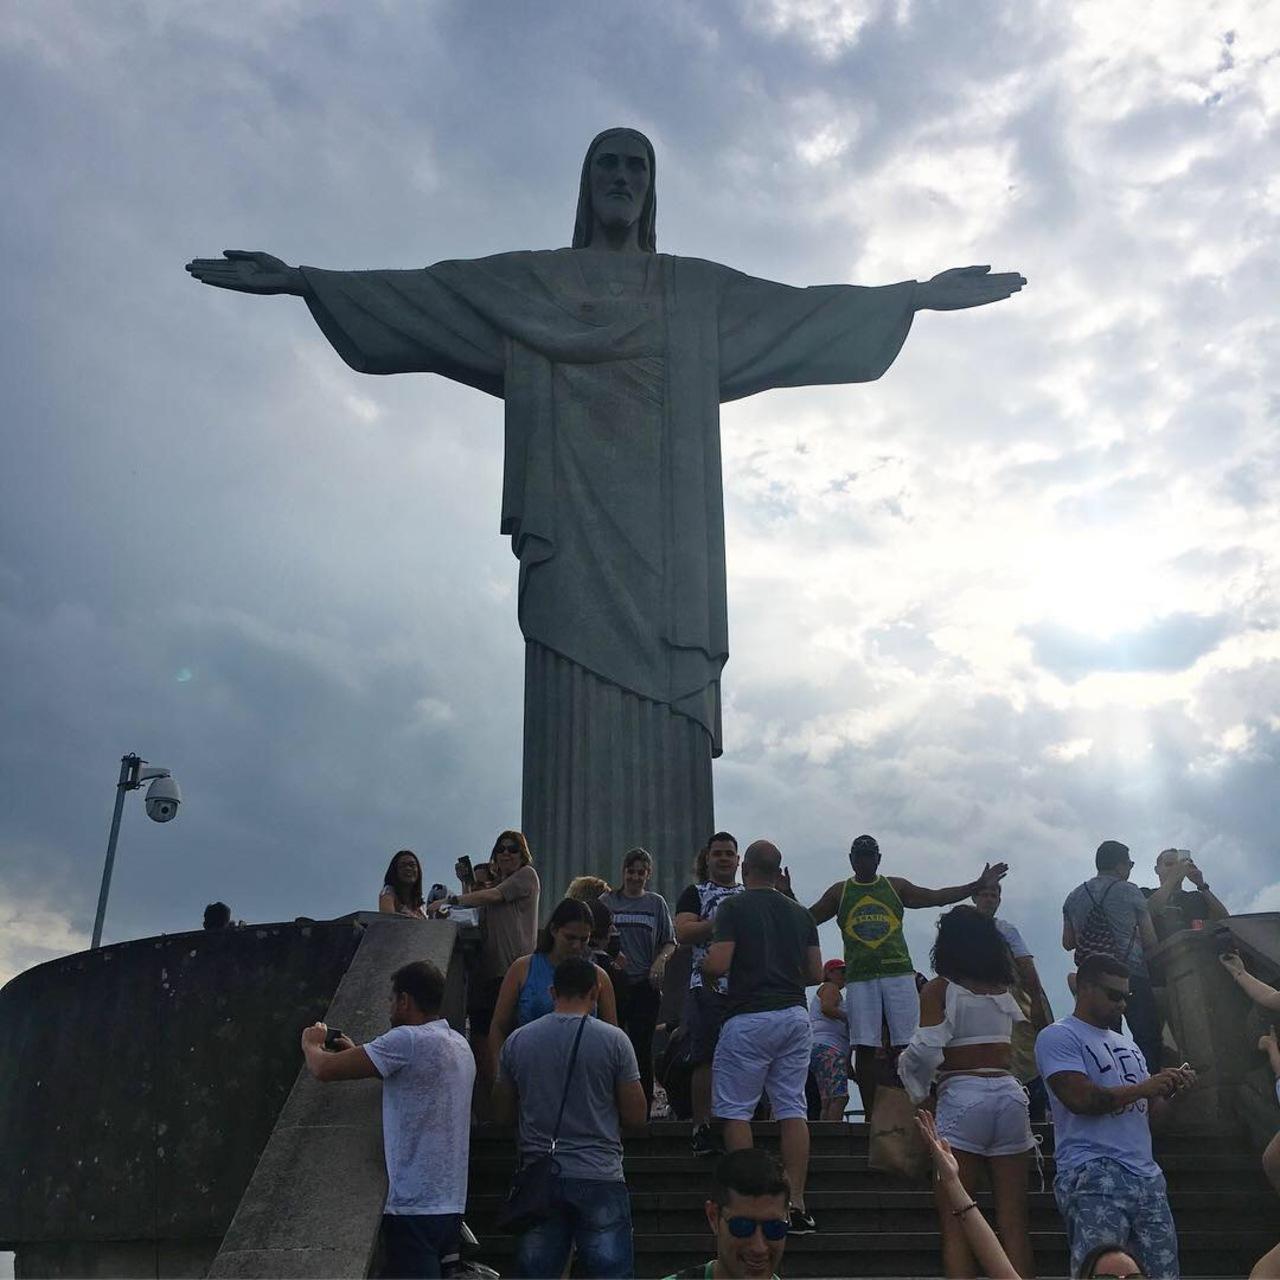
294,830,1280,1280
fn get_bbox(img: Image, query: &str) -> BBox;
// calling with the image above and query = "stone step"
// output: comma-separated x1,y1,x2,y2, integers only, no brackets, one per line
466,1151,1266,1198
463,1228,1275,1278
462,1186,1276,1236
469,1120,1236,1161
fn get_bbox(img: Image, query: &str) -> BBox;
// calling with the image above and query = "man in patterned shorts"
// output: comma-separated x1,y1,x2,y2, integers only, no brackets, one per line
1036,952,1197,1278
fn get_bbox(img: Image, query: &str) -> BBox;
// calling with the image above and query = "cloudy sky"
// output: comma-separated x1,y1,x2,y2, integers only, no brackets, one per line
3,0,1278,1023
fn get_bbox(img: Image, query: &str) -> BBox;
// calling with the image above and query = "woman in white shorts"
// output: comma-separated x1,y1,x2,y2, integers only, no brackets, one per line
899,905,1035,1279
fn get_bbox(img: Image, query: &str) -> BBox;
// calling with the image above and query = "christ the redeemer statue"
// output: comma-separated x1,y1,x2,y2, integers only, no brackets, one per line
187,127,1025,900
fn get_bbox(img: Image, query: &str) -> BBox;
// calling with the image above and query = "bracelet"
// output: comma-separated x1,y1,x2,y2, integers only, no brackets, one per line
952,1201,979,1218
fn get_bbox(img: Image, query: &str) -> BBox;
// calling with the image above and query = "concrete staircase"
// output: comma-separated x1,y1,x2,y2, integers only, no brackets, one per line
463,1121,1276,1277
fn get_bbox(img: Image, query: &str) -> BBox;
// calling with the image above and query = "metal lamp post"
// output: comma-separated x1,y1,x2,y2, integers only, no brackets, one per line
91,752,182,950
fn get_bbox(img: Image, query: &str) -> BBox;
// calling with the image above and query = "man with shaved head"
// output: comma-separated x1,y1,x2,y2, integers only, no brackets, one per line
702,840,823,1234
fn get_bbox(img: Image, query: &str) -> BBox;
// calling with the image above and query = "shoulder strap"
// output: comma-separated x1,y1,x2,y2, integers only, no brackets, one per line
1083,879,1117,909
549,1015,590,1151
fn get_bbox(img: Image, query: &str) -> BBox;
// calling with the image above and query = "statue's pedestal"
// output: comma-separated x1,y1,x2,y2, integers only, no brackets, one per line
1151,913,1279,1131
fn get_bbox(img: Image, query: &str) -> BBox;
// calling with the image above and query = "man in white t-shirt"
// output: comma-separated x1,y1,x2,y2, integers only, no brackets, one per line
1035,952,1196,1279
301,960,476,1279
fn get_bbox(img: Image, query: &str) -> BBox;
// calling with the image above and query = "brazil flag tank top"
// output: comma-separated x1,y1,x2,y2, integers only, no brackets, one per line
837,875,913,981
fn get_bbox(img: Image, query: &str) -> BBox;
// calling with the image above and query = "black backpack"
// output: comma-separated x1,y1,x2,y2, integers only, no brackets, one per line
1075,880,1136,962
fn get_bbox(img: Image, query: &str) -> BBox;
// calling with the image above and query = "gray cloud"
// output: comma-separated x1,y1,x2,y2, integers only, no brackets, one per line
1025,613,1235,680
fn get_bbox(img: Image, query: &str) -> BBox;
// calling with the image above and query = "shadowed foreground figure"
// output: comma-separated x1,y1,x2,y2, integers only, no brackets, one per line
187,128,1025,897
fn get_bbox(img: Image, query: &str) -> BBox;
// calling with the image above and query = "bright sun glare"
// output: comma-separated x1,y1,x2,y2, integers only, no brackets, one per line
1024,531,1170,639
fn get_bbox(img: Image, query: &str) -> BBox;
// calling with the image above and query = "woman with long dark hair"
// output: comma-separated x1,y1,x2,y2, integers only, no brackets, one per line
900,904,1035,1278
378,849,426,918
486,897,618,1079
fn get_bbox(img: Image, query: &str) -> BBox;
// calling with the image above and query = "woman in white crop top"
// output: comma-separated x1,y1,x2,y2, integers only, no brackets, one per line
899,905,1036,1279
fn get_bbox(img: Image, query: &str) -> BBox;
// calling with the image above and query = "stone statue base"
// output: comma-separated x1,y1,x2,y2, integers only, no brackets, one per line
522,642,713,901
1151,913,1280,1133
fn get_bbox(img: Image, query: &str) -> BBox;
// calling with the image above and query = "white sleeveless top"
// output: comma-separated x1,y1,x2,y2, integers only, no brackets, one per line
809,986,848,1051
898,979,1025,1103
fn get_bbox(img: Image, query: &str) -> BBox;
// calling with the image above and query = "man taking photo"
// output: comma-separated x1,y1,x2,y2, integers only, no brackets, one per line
300,960,475,1279
1036,953,1196,1279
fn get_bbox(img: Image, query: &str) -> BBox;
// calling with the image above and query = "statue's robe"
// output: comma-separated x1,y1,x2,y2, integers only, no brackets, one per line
300,250,915,896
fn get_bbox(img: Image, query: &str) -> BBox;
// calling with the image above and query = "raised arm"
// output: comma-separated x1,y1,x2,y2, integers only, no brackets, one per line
186,250,306,295
809,881,843,926
1221,953,1280,1013
890,863,1007,910
1184,860,1230,921
300,1024,379,1083
916,1111,1019,1279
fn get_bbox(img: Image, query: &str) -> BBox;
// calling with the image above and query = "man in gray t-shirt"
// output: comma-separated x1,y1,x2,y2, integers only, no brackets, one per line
496,955,646,1279
1061,839,1162,1075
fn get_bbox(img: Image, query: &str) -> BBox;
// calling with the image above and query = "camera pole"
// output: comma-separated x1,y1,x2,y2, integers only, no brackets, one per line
91,753,143,950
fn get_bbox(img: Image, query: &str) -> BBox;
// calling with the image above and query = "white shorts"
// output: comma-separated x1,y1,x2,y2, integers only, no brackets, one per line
711,1006,813,1122
846,973,920,1047
936,1073,1033,1157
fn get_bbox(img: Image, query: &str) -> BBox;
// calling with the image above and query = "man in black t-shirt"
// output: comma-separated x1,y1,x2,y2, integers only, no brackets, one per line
1142,848,1229,942
702,840,823,1235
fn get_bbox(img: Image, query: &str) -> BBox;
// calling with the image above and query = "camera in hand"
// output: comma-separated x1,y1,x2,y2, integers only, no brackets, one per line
323,1027,347,1051
1212,925,1236,956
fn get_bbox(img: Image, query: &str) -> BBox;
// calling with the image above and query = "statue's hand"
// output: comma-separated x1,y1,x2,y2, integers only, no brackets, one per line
915,265,1027,312
185,250,304,296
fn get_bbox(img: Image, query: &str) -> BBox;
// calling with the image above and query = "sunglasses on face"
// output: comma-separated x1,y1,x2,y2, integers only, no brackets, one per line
724,1216,789,1241
1098,985,1130,1003
496,843,520,854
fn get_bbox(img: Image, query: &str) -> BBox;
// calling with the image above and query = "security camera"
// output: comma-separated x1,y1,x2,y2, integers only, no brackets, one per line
145,775,182,823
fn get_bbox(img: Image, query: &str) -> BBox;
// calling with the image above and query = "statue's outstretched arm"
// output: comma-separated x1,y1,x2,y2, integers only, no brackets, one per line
185,250,306,297
914,264,1027,311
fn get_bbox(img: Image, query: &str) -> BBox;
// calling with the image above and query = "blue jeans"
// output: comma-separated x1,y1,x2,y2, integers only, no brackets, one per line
512,1177,633,1279
1054,1158,1179,1278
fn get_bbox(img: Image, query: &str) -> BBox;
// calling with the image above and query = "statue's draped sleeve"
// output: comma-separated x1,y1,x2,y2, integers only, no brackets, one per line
713,266,917,402
299,265,506,395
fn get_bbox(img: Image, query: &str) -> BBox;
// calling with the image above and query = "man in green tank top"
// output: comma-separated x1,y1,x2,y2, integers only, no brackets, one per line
809,834,1007,1115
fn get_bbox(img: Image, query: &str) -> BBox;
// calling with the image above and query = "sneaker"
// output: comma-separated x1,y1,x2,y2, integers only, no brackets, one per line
788,1207,817,1234
691,1123,718,1157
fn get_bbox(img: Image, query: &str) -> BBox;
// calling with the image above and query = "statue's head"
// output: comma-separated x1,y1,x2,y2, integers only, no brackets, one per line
572,127,657,252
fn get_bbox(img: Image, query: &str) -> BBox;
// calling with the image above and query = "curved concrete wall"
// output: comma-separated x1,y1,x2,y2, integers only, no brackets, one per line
0,920,365,1267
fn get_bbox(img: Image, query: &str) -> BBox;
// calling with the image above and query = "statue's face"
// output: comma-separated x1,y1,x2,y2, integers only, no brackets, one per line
589,134,651,236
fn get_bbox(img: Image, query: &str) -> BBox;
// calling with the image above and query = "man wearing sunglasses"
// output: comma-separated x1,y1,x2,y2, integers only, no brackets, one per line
664,1149,791,1280
1036,953,1197,1279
